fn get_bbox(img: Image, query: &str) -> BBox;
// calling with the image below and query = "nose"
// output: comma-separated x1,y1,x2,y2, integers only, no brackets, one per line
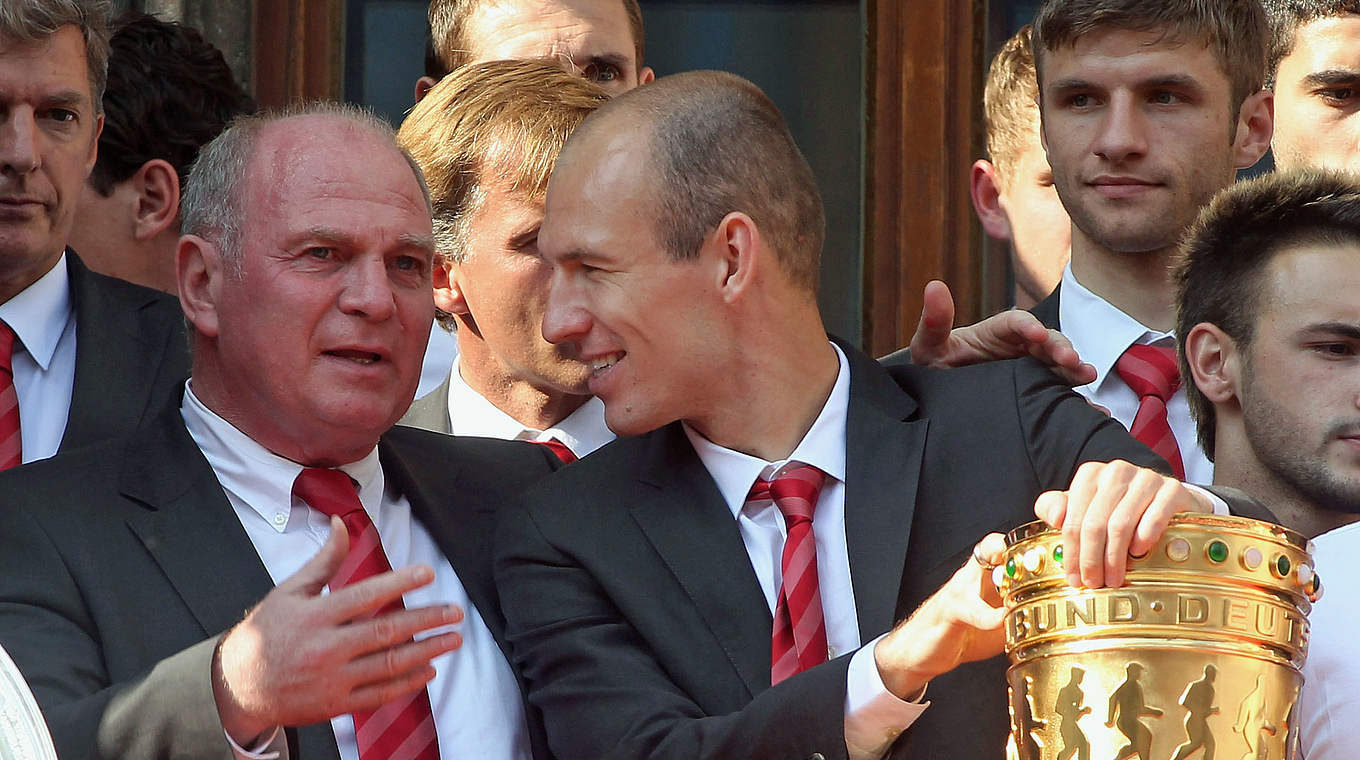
0,108,41,176
337,255,397,321
1091,95,1148,164
541,267,590,346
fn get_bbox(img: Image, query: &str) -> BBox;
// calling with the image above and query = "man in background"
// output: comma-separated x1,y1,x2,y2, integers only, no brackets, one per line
1177,169,1360,760
970,25,1070,309
67,11,255,293
1030,0,1274,485
0,0,187,469
1266,0,1360,173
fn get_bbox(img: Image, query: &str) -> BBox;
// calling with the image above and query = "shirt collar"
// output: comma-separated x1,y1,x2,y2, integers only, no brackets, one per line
0,251,72,370
447,359,615,457
180,381,384,533
1059,263,1176,395
686,342,850,519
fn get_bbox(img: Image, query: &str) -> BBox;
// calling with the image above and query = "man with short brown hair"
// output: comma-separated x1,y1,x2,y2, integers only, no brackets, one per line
970,25,1071,309
1029,0,1274,485
1264,0,1360,172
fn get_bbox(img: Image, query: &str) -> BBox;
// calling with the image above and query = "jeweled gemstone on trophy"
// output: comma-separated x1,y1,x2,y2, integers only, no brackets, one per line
997,514,1321,760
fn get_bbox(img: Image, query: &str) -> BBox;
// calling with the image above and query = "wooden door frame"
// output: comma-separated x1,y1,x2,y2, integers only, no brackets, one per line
252,0,345,108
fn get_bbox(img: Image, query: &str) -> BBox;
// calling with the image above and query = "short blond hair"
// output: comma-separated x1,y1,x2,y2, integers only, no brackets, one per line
427,0,645,79
983,25,1041,183
396,59,608,326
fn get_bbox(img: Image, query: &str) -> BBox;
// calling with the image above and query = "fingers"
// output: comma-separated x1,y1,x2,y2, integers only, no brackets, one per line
972,533,1008,607
323,565,440,623
345,629,462,687
908,280,956,363
332,603,464,656
1034,490,1068,529
280,516,350,596
344,664,440,715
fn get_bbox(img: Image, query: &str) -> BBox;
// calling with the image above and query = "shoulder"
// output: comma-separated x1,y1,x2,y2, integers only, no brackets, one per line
67,251,183,323
381,425,558,493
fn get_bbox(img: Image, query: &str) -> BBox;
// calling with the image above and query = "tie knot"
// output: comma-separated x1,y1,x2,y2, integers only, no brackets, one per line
747,464,826,525
1116,344,1181,403
292,467,364,520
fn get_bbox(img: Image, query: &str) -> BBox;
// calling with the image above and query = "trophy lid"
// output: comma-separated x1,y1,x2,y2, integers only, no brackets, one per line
0,643,58,760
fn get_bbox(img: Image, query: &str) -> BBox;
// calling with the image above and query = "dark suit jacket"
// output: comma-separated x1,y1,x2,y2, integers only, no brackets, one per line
0,400,557,760
1031,285,1061,330
61,250,190,452
494,345,1196,760
399,372,452,434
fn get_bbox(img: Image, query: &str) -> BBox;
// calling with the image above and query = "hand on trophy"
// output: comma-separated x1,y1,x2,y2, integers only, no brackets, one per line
1033,460,1214,589
873,532,1009,701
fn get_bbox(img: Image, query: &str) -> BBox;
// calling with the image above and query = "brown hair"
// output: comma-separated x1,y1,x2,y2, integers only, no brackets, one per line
427,0,645,79
572,70,825,291
1033,0,1269,118
1263,0,1360,83
396,59,609,326
1175,168,1360,458
984,25,1041,182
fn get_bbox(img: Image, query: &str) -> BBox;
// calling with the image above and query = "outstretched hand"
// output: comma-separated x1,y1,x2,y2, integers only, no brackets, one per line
907,280,1095,386
212,516,464,745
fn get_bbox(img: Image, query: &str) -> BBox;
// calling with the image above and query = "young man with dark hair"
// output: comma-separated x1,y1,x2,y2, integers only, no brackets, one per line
1264,1,1360,173
1030,0,1274,485
67,11,256,293
1177,168,1360,760
970,25,1071,309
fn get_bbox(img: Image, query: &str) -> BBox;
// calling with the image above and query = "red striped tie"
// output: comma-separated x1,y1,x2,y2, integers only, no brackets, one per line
293,468,440,760
1115,344,1186,480
749,464,829,684
0,321,21,471
532,438,577,464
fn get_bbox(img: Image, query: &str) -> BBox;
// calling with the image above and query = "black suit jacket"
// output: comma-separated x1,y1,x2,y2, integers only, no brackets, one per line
494,345,1202,760
61,251,190,452
0,400,558,759
1031,285,1061,330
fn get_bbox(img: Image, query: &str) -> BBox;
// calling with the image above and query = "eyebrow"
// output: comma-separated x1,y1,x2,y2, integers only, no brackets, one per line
296,227,435,254
38,90,90,110
1047,73,1203,92
1302,322,1360,340
1301,69,1360,88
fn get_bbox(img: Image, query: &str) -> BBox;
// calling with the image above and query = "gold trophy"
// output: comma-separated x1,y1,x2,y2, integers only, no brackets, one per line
997,514,1321,760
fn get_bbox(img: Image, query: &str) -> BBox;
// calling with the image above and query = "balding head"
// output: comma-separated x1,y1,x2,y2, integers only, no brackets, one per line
565,70,825,291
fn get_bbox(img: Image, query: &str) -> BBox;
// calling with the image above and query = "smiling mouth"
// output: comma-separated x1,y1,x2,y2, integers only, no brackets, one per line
326,350,382,365
589,353,624,375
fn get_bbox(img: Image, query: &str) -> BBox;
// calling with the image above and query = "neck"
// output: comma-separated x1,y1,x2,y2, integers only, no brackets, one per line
455,338,590,431
1070,231,1177,331
1213,426,1360,539
689,305,840,462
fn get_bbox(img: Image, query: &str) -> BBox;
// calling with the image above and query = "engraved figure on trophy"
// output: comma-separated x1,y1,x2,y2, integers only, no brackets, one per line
1018,674,1049,758
1055,666,1092,760
1105,663,1162,760
1233,675,1277,760
1171,664,1219,760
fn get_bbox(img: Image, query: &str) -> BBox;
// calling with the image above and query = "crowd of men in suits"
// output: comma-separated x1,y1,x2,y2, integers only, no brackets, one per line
0,0,1356,758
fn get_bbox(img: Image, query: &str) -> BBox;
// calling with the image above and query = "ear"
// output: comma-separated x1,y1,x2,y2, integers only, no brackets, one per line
711,212,761,304
970,159,1014,241
414,76,438,103
130,159,181,242
638,66,656,86
85,113,104,174
1231,89,1275,170
1184,322,1242,405
432,256,470,316
177,234,224,339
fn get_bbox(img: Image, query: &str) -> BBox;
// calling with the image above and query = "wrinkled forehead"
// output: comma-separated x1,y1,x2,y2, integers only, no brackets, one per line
471,0,636,62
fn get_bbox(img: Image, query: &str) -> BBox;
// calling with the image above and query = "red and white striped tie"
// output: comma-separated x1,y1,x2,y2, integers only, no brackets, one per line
0,321,22,471
1115,344,1186,480
293,468,440,760
748,464,829,685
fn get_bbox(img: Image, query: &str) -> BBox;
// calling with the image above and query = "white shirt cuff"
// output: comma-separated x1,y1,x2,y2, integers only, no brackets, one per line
1184,483,1229,516
844,634,930,760
225,725,284,760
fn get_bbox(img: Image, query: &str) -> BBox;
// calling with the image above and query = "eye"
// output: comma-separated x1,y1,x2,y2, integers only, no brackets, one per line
1318,88,1357,106
582,62,621,83
393,254,425,272
1150,91,1181,105
40,108,78,124
305,246,335,260
1066,93,1095,109
1312,342,1357,357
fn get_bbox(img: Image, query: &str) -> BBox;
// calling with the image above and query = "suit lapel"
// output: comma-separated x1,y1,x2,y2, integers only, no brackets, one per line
840,345,928,637
1030,284,1062,330
62,252,175,449
630,425,773,698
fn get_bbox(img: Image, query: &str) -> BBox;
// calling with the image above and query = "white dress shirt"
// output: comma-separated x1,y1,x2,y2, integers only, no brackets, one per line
684,343,927,760
1298,520,1360,760
0,252,76,464
181,384,531,760
417,324,458,399
1058,264,1214,485
446,358,614,458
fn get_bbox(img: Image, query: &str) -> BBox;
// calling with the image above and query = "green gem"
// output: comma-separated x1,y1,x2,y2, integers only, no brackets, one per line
1277,555,1292,576
1053,544,1064,565
1312,574,1322,595
1006,557,1017,578
1207,540,1229,563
